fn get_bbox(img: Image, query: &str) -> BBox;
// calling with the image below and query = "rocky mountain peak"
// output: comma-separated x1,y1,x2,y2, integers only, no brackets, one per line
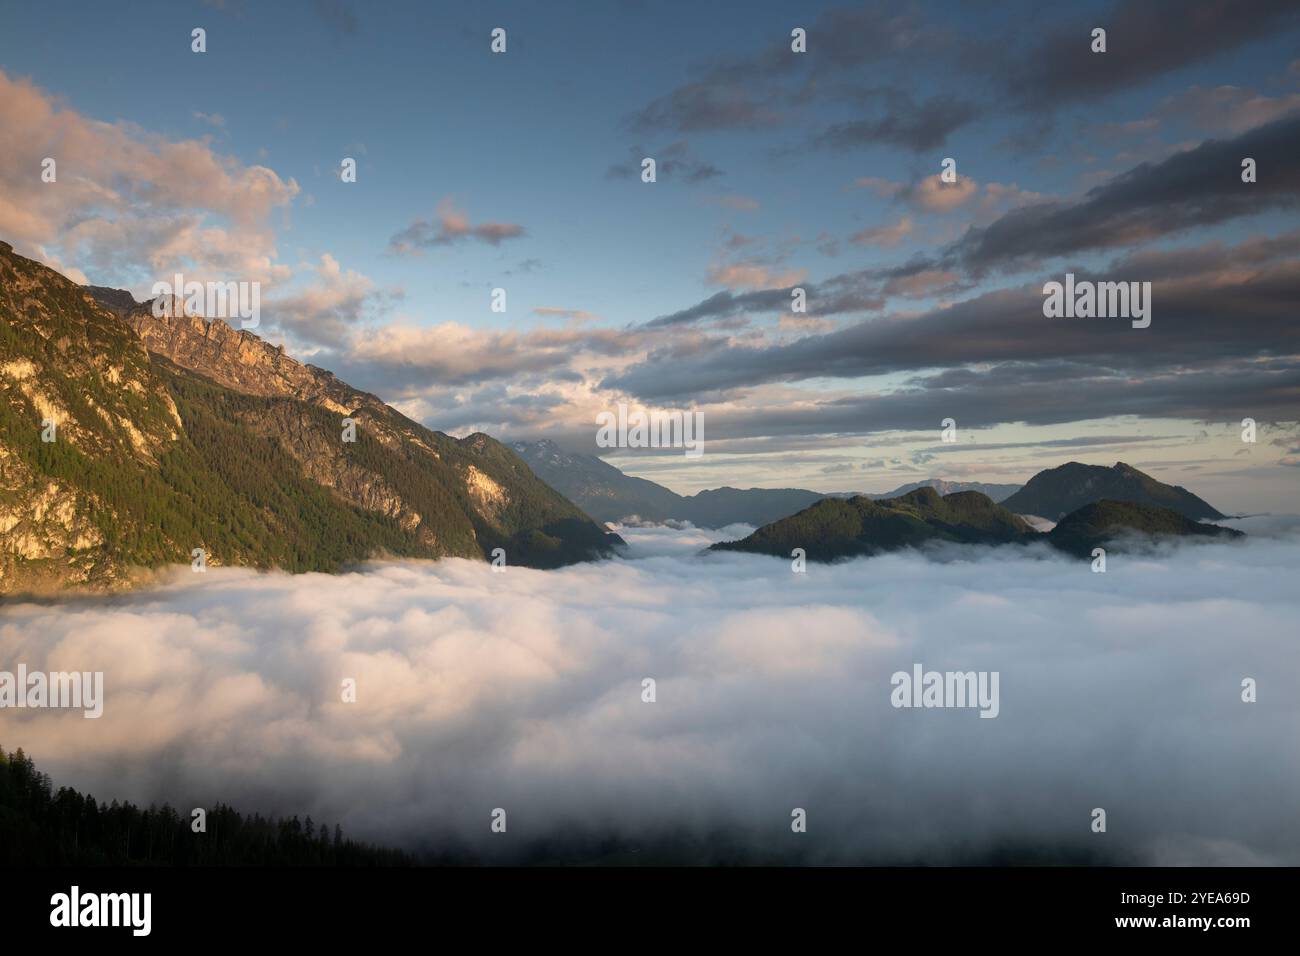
86,287,375,420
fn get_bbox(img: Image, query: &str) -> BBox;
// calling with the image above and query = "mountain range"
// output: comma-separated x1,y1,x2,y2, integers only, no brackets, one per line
515,440,1224,533
0,242,620,593
0,239,1240,592
511,439,1021,527
711,490,1242,561
868,478,1022,503
511,440,828,527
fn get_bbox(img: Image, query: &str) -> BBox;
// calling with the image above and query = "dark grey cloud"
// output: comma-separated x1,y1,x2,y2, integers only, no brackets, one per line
643,113,1300,336
606,255,1300,408
387,201,527,255
917,435,1165,454
641,256,942,330
643,288,796,329
952,112,1300,273
994,0,1300,111
628,3,938,133
606,141,722,184
630,0,1299,155
632,81,782,132
1103,229,1300,281
388,219,524,252
652,361,1300,445
813,91,977,153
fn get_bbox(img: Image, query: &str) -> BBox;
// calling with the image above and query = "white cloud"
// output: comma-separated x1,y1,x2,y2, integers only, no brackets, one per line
0,69,297,288
0,67,394,350
3,525,1297,864
268,253,386,348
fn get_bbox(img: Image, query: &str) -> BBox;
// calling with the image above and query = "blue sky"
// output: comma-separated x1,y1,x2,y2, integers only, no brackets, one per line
1,0,1298,511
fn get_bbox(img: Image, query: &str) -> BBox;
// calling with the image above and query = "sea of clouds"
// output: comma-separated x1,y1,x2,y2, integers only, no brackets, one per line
2,516,1297,864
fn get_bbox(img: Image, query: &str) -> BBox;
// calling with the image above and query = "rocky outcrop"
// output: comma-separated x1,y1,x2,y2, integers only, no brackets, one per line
0,243,187,590
123,303,366,418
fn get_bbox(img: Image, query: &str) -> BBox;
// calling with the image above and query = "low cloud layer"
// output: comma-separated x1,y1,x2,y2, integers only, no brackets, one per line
2,522,1297,864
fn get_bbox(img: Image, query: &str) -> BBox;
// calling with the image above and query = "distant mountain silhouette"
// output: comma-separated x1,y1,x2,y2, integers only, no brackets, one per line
513,440,1024,528
512,440,825,527
712,490,1242,561
1000,461,1225,521
868,478,1021,502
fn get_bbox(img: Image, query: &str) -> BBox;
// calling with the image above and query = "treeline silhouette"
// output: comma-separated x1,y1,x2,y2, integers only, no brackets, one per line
0,745,410,866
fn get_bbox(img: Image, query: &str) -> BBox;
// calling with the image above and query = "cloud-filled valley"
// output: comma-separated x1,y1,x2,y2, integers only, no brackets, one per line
3,520,1296,864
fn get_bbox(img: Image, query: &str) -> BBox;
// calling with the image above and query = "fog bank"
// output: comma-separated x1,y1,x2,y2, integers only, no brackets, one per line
2,521,1297,864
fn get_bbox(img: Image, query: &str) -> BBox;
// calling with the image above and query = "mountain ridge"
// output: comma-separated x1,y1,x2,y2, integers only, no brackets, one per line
869,478,1021,502
511,439,1022,528
0,244,620,592
711,488,1039,561
711,490,1242,561
1000,461,1224,521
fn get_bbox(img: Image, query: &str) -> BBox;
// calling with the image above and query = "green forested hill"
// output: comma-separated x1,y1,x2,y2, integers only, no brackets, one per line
711,487,1038,560
1046,499,1243,556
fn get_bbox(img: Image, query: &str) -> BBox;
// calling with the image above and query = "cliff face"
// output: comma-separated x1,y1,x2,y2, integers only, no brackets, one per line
124,304,367,417
0,242,619,593
1,243,185,589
